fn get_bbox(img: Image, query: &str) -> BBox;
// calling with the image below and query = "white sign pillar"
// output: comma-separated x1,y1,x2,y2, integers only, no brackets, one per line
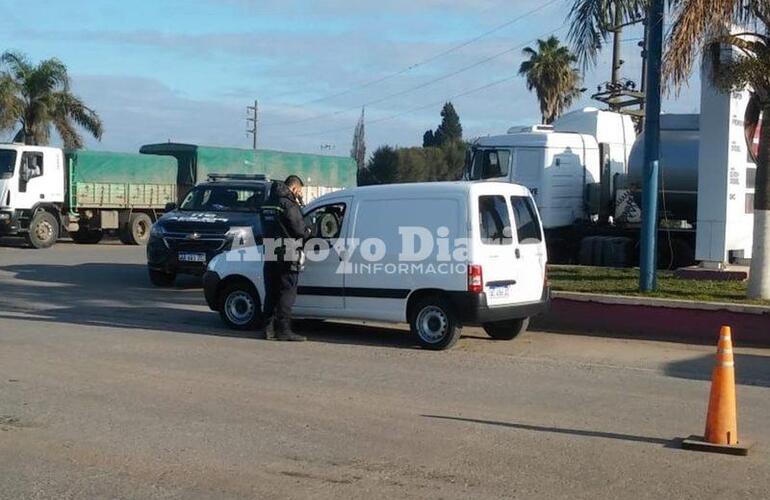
695,55,756,266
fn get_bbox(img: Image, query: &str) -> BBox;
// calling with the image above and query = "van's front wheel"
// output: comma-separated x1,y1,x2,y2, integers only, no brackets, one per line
410,297,461,350
483,317,529,340
219,283,262,331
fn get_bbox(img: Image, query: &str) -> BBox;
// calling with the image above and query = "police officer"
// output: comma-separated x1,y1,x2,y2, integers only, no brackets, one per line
262,175,311,341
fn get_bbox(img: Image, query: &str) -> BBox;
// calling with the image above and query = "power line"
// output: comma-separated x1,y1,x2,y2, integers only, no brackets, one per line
271,0,562,109
267,22,568,129
264,71,525,140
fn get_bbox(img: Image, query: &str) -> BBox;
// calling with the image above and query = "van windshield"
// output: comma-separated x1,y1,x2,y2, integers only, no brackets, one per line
180,185,267,212
0,149,16,179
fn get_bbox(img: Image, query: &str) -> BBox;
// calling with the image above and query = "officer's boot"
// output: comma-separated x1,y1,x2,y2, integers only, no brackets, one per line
274,319,306,342
262,318,276,340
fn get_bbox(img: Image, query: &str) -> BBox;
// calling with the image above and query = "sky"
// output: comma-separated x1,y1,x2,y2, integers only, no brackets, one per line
0,0,701,156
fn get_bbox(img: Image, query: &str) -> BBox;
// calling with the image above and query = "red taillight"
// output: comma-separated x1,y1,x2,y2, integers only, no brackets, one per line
468,264,483,293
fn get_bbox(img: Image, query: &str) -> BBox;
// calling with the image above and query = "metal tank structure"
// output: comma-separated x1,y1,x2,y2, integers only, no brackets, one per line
627,114,700,224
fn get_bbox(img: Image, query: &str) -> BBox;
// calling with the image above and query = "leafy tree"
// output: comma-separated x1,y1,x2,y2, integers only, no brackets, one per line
0,51,103,149
351,107,366,183
566,0,647,70
435,102,462,144
422,129,436,148
519,37,585,124
664,0,770,299
362,142,468,185
424,102,463,147
360,145,399,186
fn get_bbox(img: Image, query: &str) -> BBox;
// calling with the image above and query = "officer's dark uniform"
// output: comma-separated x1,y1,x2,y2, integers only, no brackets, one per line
262,181,310,340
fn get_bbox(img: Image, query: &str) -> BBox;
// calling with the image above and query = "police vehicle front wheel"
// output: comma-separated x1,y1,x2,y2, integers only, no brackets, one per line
219,283,262,331
148,269,176,287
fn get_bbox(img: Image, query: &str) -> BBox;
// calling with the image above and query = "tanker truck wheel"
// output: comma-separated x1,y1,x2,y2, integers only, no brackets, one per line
25,211,59,249
120,213,153,246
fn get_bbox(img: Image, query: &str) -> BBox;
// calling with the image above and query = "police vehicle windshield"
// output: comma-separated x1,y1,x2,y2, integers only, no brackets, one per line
179,185,267,212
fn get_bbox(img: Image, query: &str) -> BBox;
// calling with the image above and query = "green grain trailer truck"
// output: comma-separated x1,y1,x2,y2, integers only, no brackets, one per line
0,142,356,249
0,145,178,248
139,143,357,204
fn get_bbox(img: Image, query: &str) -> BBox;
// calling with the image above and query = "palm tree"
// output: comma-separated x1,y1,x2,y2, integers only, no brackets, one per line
0,51,103,149
519,37,585,124
567,0,647,73
664,0,770,299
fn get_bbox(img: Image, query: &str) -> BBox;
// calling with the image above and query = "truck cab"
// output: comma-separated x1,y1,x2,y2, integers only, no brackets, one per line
0,144,66,248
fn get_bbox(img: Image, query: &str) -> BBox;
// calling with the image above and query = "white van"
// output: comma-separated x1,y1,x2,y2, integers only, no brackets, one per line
203,181,550,350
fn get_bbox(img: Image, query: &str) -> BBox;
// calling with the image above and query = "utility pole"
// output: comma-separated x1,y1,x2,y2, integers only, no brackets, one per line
611,3,623,89
639,0,664,292
591,3,645,117
246,100,258,150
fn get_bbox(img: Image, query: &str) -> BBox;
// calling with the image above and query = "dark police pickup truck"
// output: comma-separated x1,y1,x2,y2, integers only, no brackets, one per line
146,174,270,286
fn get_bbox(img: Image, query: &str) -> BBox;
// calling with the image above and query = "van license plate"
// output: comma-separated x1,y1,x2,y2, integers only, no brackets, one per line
488,286,510,298
179,252,206,263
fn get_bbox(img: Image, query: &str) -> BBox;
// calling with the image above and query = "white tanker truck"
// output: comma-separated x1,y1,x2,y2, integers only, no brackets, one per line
466,88,757,270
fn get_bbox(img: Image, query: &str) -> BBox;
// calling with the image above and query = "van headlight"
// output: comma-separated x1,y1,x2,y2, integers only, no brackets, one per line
0,212,10,221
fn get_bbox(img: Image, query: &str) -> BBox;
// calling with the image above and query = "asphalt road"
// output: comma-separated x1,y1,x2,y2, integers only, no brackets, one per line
1,238,769,499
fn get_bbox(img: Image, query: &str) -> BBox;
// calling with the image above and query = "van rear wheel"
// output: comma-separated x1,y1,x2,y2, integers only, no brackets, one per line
483,317,530,340
219,283,262,331
410,296,461,351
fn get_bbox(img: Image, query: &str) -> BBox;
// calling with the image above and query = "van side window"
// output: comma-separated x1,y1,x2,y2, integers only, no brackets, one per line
478,195,512,245
471,150,510,180
305,203,346,240
511,195,542,244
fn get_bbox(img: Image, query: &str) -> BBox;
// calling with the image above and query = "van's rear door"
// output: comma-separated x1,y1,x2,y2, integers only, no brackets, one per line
510,194,547,302
475,194,520,307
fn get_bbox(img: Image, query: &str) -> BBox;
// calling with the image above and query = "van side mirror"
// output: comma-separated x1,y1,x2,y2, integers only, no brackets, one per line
165,202,177,212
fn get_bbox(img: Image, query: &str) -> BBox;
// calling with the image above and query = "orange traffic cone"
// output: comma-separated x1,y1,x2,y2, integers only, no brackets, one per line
704,326,739,445
682,326,751,456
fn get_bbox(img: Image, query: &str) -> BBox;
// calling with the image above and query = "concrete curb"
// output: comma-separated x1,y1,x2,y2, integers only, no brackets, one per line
533,292,770,346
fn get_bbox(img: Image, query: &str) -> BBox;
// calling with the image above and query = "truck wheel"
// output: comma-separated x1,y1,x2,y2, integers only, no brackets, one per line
483,317,530,341
409,296,461,350
25,211,59,249
71,228,104,244
219,282,262,331
148,268,176,287
121,213,153,246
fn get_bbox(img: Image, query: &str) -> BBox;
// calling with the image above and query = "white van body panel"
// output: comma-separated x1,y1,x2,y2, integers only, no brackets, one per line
207,245,267,301
342,188,468,323
473,131,600,228
208,181,548,327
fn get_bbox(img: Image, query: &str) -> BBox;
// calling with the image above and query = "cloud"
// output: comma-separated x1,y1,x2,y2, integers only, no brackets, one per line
2,0,700,155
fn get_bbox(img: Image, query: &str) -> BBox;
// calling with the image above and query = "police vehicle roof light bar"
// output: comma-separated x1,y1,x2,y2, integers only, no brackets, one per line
208,173,269,182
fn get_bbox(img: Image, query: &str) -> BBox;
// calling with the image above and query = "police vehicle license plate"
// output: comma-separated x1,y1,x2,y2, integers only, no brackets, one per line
179,252,206,263
488,286,510,298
